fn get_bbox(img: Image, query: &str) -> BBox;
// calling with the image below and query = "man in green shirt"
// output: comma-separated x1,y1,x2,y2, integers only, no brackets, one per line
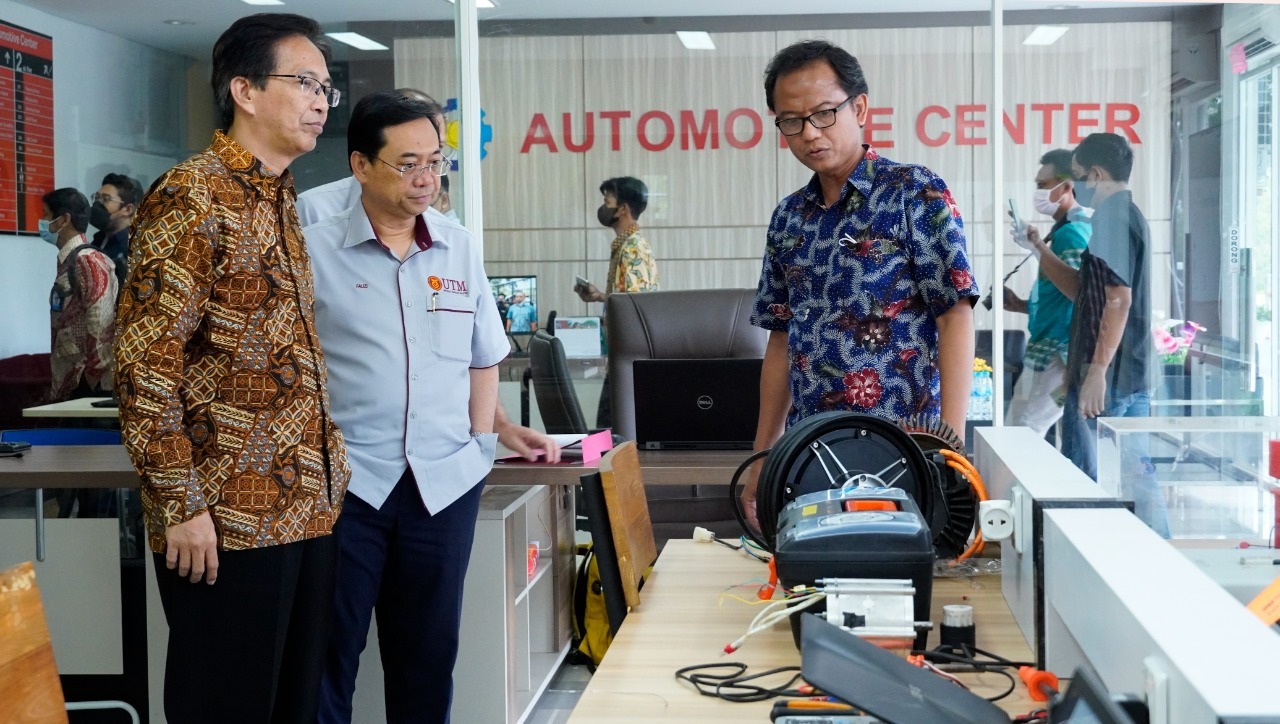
1004,149,1091,437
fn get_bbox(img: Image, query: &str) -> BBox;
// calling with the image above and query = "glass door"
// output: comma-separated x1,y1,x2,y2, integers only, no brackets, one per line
1241,66,1278,415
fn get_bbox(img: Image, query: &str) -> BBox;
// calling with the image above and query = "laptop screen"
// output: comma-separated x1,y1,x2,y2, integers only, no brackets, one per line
632,358,762,450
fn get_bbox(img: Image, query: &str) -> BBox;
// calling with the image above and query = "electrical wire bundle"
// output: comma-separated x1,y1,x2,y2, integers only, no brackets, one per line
722,587,826,654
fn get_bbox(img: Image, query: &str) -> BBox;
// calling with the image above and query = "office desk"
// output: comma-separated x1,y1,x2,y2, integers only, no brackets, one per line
23,397,118,419
491,449,747,486
568,541,1037,722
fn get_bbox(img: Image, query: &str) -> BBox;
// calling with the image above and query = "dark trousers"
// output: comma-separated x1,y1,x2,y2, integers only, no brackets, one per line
152,535,337,724
319,472,485,724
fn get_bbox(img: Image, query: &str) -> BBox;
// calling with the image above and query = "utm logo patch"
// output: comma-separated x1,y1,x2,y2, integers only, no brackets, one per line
428,276,443,291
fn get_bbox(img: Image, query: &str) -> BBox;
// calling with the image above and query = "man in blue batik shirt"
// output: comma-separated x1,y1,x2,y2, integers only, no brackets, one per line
741,40,979,530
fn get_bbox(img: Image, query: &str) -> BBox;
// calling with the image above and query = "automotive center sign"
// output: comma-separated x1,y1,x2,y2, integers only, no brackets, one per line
519,102,1142,153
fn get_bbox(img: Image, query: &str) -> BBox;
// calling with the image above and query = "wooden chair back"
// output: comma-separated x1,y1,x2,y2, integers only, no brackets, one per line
596,441,658,609
0,562,68,723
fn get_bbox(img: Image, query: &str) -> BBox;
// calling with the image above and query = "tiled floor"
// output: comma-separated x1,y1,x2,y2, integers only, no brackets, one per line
526,659,592,724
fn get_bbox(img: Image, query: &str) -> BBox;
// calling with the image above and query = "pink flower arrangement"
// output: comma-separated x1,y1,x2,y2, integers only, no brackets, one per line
1151,320,1206,364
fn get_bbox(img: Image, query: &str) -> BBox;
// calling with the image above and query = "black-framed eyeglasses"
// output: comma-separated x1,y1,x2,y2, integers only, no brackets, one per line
91,192,121,206
264,74,341,108
374,156,450,180
774,97,853,136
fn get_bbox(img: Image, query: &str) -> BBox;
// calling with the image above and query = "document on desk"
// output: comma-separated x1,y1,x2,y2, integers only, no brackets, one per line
495,430,613,464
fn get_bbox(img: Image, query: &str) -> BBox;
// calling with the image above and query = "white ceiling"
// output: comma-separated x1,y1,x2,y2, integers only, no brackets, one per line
12,0,1183,59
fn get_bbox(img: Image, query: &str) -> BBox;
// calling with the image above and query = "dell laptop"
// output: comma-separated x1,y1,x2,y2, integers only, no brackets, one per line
632,358,762,450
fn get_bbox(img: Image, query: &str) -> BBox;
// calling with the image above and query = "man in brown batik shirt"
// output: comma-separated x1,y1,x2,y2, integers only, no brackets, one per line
114,13,349,723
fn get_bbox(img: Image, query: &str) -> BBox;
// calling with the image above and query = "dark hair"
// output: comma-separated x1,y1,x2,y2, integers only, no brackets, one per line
1038,149,1075,180
1073,133,1133,183
43,188,91,234
101,173,144,207
394,88,445,126
210,13,331,131
764,40,868,112
348,91,440,161
599,177,648,219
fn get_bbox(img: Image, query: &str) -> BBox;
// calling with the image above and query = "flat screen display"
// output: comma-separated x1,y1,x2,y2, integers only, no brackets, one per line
490,275,538,336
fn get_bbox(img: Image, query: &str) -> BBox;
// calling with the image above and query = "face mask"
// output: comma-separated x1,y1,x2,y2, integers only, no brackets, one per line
38,218,58,246
1073,175,1095,208
596,204,617,227
1032,181,1065,216
89,202,112,230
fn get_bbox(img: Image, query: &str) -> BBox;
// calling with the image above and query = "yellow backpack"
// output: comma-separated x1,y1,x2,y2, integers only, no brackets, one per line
569,543,614,669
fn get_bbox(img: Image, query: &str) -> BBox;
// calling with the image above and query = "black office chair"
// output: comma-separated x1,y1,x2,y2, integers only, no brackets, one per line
528,330,589,435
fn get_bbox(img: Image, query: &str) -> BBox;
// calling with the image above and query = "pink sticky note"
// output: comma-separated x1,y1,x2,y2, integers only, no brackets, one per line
579,429,614,465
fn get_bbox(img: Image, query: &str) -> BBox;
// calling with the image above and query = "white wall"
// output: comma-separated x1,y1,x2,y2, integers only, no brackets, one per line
0,0,191,359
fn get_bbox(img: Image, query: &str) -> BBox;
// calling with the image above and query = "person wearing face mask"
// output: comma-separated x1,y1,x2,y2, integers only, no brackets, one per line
575,175,658,428
1002,149,1092,439
88,173,142,293
43,187,117,402
1015,133,1167,538
575,176,658,304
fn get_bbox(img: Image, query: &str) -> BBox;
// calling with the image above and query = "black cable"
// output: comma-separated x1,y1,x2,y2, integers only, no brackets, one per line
674,662,806,703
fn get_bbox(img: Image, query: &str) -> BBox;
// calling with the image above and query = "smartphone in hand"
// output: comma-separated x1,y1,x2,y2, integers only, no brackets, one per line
1007,198,1025,232
574,274,590,289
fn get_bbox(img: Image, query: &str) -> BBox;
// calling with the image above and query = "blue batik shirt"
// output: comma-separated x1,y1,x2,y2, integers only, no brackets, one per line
751,147,980,427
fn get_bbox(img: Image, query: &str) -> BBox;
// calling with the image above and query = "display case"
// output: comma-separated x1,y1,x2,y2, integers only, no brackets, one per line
1096,416,1280,540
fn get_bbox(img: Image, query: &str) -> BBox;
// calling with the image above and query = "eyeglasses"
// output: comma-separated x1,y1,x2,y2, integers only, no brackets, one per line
374,156,450,180
774,97,853,136
264,74,341,108
91,192,120,206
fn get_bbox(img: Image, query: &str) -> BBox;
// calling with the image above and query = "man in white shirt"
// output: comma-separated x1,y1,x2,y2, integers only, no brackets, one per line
307,92,503,723
297,88,554,462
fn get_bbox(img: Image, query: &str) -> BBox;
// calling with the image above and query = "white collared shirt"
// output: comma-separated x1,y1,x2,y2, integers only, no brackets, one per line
305,199,508,512
297,175,361,228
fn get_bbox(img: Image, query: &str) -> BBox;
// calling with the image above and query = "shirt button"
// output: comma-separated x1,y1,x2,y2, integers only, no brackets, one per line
400,268,407,274
409,337,417,344
411,374,419,381
405,301,412,308
410,412,417,419
407,449,414,455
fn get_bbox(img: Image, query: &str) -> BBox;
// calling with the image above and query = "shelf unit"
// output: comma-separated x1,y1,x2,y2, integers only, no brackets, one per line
453,484,576,723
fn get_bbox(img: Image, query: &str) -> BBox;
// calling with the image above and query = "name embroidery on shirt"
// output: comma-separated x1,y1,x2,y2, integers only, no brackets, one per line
355,283,368,289
428,275,469,295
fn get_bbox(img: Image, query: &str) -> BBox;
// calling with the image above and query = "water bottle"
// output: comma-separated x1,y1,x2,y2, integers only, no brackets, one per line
967,370,982,420
978,371,994,420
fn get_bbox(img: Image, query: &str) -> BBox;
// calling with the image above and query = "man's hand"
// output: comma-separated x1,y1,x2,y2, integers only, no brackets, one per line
1079,364,1109,419
739,461,764,536
1003,286,1028,314
165,512,219,584
497,421,562,463
575,282,604,303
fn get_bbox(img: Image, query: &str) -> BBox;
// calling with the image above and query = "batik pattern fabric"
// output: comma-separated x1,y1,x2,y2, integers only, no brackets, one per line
50,238,118,399
115,131,350,553
752,147,979,427
607,226,659,294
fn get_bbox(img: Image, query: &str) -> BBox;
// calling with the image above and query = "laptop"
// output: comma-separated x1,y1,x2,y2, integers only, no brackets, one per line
631,358,762,450
801,614,1139,724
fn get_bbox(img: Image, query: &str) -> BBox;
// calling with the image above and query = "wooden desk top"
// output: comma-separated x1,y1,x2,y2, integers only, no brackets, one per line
568,541,1037,722
0,447,748,491
0,445,138,489
491,449,746,487
22,397,119,419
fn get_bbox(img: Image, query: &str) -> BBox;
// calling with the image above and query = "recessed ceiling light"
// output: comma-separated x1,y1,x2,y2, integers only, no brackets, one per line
241,0,285,5
325,32,389,51
445,0,497,7
1049,4,1079,9
1023,26,1070,46
676,31,716,51
163,19,194,26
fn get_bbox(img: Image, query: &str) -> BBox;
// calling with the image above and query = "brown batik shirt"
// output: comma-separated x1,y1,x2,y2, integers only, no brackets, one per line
115,131,351,553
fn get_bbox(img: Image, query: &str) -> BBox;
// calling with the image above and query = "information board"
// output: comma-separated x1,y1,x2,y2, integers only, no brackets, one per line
0,20,52,236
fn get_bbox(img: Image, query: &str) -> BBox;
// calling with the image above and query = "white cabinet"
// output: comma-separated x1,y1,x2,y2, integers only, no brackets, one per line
451,484,576,723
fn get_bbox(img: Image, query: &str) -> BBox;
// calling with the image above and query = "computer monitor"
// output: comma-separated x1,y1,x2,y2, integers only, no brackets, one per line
490,275,538,349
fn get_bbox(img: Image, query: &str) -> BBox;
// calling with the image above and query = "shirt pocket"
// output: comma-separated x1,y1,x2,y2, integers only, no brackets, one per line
428,304,475,363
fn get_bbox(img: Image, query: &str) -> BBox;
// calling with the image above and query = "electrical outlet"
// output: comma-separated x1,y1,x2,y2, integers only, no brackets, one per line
979,500,1015,541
